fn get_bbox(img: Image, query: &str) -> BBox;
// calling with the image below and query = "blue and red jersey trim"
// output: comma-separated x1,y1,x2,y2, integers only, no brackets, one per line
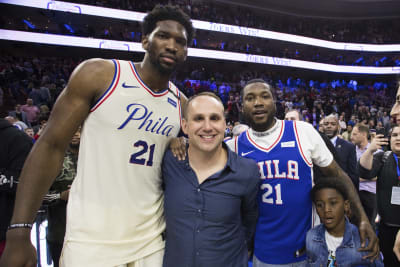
90,59,120,112
129,62,169,97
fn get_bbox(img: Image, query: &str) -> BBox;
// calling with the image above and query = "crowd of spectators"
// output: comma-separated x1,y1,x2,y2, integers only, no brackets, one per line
1,1,400,68
68,0,400,44
1,54,397,135
3,7,400,67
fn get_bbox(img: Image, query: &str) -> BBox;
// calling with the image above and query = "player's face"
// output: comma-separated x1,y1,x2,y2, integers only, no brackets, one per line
390,126,400,154
315,188,349,236
323,117,339,138
242,82,276,132
143,20,188,75
390,85,400,125
183,96,226,154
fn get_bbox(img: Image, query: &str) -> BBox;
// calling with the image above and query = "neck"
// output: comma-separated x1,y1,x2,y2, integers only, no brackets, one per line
327,219,346,237
136,58,170,92
188,144,227,171
358,140,368,149
253,117,276,132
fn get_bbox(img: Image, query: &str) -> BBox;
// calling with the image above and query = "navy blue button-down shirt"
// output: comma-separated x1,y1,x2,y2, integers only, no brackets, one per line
162,144,260,267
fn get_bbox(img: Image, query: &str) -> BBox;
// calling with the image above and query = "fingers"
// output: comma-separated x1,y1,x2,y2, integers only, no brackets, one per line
358,221,380,261
394,230,400,261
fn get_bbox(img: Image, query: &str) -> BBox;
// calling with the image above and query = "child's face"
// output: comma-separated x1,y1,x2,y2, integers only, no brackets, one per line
314,188,349,236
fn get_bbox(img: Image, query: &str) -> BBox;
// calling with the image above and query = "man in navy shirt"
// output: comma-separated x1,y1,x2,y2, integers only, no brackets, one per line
162,92,260,267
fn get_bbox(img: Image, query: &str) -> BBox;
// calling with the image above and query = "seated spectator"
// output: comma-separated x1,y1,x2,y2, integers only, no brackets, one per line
8,104,30,127
21,98,40,126
4,116,28,131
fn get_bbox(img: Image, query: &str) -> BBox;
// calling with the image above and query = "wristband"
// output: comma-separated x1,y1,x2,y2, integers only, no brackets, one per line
7,223,33,231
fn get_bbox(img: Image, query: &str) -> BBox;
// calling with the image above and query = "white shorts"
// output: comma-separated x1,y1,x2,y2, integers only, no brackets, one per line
115,249,164,267
59,240,164,267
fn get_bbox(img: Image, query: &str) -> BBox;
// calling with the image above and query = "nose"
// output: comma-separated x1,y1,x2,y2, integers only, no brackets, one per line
203,118,212,131
254,96,264,106
391,103,400,117
165,38,178,53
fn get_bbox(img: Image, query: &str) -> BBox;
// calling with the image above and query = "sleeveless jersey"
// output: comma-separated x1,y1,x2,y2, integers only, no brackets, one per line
64,60,182,266
235,120,313,264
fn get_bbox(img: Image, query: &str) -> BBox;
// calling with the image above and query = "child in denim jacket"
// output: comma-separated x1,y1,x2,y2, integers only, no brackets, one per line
306,178,383,267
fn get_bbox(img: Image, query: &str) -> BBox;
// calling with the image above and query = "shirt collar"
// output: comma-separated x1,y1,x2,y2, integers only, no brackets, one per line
183,142,237,173
224,142,237,173
250,118,280,137
330,135,338,146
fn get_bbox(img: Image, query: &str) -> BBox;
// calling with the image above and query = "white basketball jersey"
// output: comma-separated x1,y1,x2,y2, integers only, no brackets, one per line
64,60,182,266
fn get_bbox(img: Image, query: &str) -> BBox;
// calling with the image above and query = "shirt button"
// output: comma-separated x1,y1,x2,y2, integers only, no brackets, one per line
197,188,201,192
196,252,200,256
197,229,200,233
197,209,201,213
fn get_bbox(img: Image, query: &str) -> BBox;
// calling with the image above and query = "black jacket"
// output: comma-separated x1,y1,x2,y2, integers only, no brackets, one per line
359,151,400,226
0,118,33,240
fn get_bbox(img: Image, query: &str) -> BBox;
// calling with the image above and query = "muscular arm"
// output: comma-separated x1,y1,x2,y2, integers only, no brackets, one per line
0,58,115,267
320,160,379,260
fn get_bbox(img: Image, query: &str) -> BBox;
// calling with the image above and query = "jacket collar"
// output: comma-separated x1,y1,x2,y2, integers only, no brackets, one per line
313,217,355,248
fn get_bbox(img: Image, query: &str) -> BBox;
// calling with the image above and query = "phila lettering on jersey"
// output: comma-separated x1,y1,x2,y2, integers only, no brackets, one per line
65,59,182,266
236,120,313,264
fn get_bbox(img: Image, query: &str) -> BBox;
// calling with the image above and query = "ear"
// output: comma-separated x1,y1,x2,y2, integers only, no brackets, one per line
344,200,350,215
142,35,149,51
182,118,188,135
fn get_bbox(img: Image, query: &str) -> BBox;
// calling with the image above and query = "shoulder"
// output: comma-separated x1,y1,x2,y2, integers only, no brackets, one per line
224,137,236,152
338,137,355,148
293,121,320,137
68,58,115,88
307,224,323,239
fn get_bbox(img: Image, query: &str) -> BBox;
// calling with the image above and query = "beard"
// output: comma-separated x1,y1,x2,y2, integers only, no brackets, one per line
243,105,276,132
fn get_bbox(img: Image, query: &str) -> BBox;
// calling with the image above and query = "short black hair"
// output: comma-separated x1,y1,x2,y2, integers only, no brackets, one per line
311,177,349,202
142,4,194,44
241,79,275,99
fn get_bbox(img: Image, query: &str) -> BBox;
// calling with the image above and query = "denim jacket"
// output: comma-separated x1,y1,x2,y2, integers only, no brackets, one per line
306,218,383,267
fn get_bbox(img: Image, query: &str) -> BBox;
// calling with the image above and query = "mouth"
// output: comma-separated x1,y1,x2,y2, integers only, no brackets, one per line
160,54,176,64
252,110,267,119
324,217,334,224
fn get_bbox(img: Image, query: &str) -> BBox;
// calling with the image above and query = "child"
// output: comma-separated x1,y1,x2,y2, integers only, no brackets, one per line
306,178,383,267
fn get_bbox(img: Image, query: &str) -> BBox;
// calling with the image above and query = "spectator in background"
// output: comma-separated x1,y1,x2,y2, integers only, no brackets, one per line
358,126,400,266
24,127,35,142
338,114,347,132
342,124,353,142
284,109,302,121
351,123,378,227
0,118,33,257
323,114,359,190
44,129,80,267
8,104,30,127
4,116,28,131
21,98,40,126
232,123,249,137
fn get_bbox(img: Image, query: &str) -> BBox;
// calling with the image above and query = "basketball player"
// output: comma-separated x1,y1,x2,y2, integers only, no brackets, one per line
0,5,193,267
225,79,379,266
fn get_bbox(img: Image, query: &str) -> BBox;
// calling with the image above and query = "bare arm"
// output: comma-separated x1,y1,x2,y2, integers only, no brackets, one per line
0,58,115,267
170,92,188,160
360,134,388,170
320,160,379,261
394,229,400,261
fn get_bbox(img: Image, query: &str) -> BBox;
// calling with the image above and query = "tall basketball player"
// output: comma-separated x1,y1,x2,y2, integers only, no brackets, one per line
0,5,194,267
225,79,379,266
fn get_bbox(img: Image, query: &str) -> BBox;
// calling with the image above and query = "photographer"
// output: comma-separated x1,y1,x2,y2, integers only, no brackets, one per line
0,118,33,256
